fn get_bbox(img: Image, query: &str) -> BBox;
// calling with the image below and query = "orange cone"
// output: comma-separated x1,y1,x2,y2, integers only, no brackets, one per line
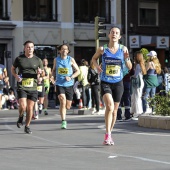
100,101,103,108
79,99,83,109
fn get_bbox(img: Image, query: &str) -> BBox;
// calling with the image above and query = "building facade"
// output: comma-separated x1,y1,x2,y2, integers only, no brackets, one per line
121,0,170,68
0,0,122,87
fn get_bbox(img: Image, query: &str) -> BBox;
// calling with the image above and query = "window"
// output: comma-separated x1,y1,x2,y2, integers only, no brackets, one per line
74,0,110,23
23,0,57,21
0,0,9,20
139,1,158,26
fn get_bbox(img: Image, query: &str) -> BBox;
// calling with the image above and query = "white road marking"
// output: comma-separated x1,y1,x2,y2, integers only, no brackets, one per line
108,154,170,165
108,156,117,158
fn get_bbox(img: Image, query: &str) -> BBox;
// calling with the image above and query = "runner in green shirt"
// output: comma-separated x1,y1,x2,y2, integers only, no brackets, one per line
11,40,44,134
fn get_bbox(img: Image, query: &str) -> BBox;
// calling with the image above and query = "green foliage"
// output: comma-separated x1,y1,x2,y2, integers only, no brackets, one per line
140,48,149,61
147,92,170,116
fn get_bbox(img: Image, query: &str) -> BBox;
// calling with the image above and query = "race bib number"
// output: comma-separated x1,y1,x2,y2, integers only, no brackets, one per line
106,65,121,76
58,68,69,75
22,78,34,87
37,85,43,92
44,79,49,85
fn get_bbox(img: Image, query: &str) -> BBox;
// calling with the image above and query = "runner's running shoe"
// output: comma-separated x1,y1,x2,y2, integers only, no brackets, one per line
103,134,114,145
17,116,23,128
44,111,48,115
61,120,67,129
33,111,39,120
24,126,32,134
39,109,42,114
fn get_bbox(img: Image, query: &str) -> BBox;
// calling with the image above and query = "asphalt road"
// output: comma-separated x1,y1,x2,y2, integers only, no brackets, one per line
0,108,170,170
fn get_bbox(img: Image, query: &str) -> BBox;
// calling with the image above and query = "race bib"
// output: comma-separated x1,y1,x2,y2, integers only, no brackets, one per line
58,68,69,75
37,85,43,92
106,65,121,76
22,78,34,87
44,79,49,85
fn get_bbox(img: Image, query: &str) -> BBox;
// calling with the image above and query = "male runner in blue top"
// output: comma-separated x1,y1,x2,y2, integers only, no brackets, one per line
52,44,80,129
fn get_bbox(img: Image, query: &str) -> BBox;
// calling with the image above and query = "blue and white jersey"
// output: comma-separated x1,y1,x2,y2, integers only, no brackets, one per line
100,44,124,83
55,56,74,87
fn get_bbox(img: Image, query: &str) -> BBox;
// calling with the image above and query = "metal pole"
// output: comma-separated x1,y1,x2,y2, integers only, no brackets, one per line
125,0,128,47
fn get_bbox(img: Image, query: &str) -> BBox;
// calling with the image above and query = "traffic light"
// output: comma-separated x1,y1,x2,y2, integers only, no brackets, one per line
95,16,106,40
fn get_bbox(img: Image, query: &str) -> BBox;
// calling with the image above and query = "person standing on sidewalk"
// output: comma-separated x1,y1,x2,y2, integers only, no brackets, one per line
11,40,44,134
87,60,100,114
142,51,161,113
117,68,134,120
92,26,132,145
0,64,9,110
52,44,80,129
130,51,146,117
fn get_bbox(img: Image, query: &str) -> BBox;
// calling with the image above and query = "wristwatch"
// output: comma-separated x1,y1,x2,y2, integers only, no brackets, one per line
125,57,130,62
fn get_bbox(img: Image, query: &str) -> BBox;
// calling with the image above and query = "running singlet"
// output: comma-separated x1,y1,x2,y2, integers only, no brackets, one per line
55,56,74,87
44,68,50,87
100,44,124,83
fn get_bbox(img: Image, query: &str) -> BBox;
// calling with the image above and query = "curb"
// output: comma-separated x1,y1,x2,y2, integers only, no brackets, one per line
75,109,105,115
138,115,170,130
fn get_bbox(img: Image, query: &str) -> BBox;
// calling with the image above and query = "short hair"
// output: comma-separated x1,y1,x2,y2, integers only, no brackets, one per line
23,40,34,46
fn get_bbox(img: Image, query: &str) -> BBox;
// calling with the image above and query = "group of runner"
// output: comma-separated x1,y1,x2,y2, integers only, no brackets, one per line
10,26,132,146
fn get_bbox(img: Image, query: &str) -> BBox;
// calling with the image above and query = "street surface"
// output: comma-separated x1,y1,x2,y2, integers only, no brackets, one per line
0,108,170,170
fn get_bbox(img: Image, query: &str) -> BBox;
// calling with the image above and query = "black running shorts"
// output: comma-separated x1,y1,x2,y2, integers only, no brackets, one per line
100,80,124,102
56,85,74,101
17,89,38,102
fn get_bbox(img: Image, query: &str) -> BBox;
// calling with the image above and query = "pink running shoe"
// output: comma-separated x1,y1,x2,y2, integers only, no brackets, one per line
103,134,114,145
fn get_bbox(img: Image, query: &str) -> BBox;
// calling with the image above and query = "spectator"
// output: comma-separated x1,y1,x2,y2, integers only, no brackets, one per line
0,64,9,110
163,67,170,94
130,51,146,117
156,69,164,96
78,59,90,109
7,87,19,109
87,60,100,114
117,68,134,120
143,51,161,113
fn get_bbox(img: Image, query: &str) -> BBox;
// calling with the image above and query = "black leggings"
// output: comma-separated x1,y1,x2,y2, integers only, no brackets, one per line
82,85,90,107
91,85,100,112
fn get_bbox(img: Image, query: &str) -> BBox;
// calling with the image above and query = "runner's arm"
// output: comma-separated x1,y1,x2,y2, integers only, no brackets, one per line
70,58,80,79
123,46,132,70
92,47,103,73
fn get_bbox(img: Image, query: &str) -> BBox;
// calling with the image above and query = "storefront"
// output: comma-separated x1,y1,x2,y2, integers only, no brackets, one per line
129,35,170,68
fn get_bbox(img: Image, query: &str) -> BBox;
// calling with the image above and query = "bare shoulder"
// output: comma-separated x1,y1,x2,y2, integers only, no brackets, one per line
96,46,104,55
71,57,76,64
